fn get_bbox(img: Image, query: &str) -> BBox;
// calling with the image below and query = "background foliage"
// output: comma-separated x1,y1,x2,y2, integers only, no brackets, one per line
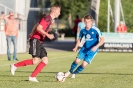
37,0,133,33
99,0,133,32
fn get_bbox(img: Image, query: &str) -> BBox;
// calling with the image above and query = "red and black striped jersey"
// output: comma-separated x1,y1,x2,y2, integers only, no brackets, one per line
31,15,52,41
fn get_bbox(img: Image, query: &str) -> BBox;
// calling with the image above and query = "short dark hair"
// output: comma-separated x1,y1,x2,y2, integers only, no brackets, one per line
51,4,61,9
50,4,61,12
84,14,93,20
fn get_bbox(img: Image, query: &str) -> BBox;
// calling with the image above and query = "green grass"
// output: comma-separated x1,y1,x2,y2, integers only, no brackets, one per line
0,52,133,88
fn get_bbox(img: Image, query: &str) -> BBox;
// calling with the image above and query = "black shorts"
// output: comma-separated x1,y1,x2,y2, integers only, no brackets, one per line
29,39,47,58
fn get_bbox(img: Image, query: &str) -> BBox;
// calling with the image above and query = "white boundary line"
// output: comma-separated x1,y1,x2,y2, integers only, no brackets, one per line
0,54,75,67
0,64,10,66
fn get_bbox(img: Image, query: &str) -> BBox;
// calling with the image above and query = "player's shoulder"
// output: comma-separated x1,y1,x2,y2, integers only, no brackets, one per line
43,15,52,22
92,25,99,29
91,25,100,31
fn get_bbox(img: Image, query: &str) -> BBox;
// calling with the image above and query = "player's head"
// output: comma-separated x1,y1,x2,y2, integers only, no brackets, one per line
84,14,93,29
50,4,61,19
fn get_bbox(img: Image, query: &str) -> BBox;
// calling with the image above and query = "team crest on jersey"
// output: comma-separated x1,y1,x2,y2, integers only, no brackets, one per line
92,32,94,34
86,34,91,39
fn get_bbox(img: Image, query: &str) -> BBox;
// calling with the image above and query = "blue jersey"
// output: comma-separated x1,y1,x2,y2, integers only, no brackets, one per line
79,25,102,50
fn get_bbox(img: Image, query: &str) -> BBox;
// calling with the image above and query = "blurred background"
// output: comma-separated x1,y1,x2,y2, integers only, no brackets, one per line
0,0,133,54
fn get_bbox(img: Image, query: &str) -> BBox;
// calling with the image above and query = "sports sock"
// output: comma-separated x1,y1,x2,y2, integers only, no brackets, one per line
73,65,84,74
30,61,46,77
14,59,33,67
69,62,78,73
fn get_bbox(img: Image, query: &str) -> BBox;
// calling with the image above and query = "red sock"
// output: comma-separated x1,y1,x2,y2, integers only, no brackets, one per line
30,61,46,77
14,59,33,67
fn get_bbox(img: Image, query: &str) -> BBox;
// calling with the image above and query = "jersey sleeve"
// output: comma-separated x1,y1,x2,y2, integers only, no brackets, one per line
79,30,84,39
38,18,47,30
92,26,102,38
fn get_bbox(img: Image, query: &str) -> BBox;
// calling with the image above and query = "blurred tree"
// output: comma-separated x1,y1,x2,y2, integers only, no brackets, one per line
50,0,91,28
37,0,133,33
99,0,133,32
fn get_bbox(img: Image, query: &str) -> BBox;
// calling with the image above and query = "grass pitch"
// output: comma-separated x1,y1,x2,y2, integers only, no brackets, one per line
0,51,133,88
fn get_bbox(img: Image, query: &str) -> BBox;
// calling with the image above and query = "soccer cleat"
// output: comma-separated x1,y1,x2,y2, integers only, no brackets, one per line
10,64,17,75
62,77,66,82
29,77,39,82
64,71,71,77
71,74,76,78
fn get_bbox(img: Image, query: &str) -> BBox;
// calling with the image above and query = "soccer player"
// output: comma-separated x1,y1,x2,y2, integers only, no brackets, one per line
65,14,104,78
10,4,61,82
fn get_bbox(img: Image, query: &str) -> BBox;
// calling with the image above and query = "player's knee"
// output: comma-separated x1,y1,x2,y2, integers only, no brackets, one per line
42,57,48,65
81,61,88,68
75,58,80,64
42,60,48,65
32,58,39,64
33,60,38,64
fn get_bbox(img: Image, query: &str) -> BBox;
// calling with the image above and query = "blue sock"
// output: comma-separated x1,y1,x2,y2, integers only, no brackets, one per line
69,62,78,73
73,65,84,74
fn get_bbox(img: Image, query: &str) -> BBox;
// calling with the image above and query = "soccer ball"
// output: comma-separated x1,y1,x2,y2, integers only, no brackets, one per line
55,72,66,82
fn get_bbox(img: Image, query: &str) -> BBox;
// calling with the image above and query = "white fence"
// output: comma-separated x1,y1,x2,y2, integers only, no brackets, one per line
0,31,27,55
0,19,27,55
0,1,28,55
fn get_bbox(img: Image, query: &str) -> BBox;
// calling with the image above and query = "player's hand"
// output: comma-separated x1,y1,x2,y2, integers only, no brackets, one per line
47,34,55,40
73,47,77,52
28,33,33,38
91,46,98,52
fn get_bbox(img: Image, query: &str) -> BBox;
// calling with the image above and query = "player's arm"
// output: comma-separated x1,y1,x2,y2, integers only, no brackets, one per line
73,30,83,52
73,38,81,52
92,36,104,52
29,23,39,38
31,23,39,34
96,36,104,47
37,24,54,40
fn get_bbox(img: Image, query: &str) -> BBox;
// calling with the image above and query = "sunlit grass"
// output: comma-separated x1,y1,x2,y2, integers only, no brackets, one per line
0,52,133,88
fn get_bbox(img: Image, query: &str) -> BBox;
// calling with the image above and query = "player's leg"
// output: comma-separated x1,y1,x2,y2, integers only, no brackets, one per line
29,43,47,82
65,51,85,77
65,58,81,77
72,50,98,78
72,61,88,78
6,36,11,61
10,57,39,75
29,57,48,80
70,58,81,73
78,36,85,51
10,39,40,75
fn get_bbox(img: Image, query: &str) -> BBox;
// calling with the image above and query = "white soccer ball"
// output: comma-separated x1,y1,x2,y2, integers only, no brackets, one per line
55,72,66,82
